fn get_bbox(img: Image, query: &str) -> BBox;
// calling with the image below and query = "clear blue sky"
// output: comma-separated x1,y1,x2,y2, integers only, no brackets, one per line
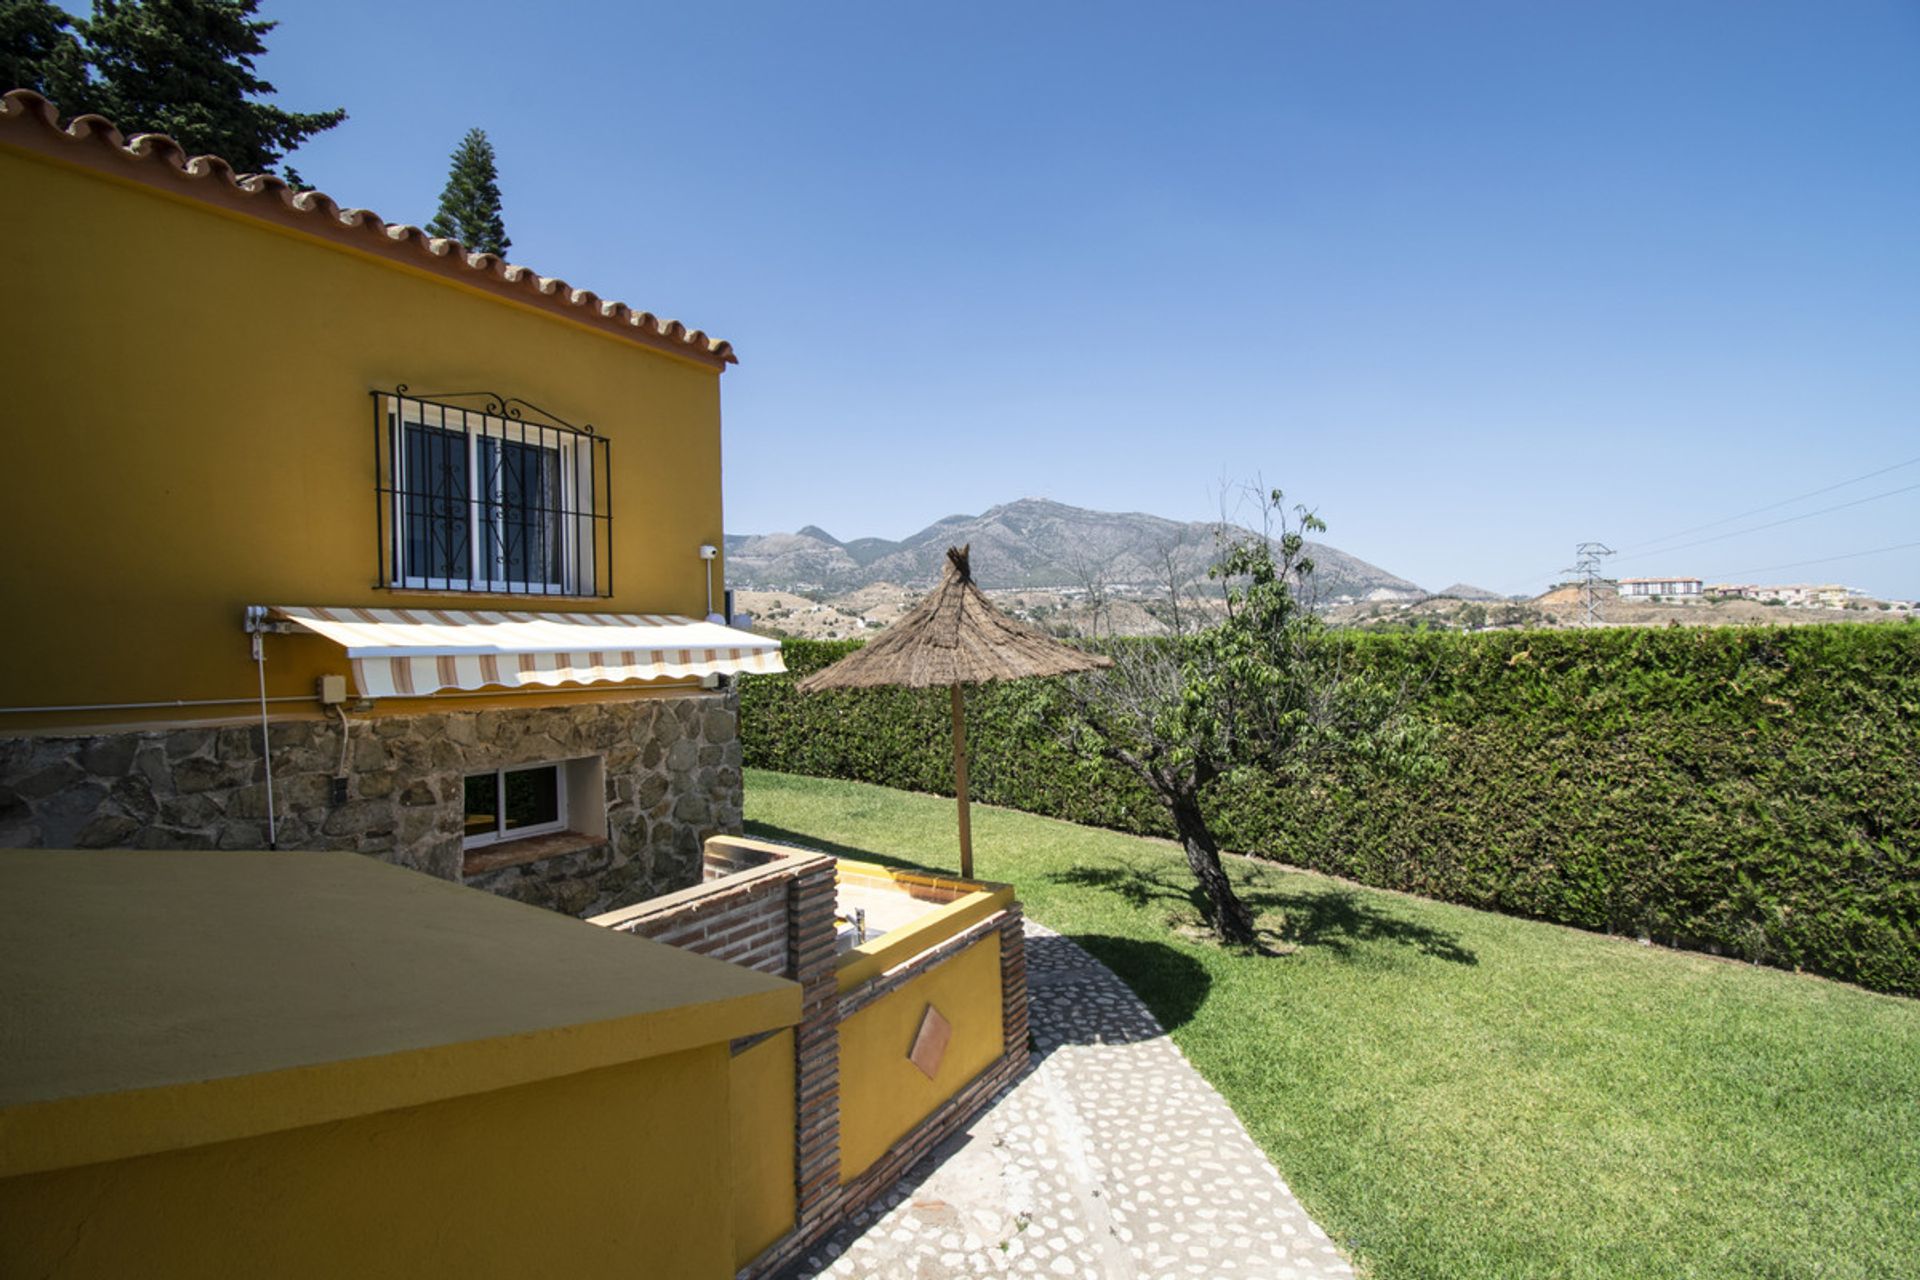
249,2,1915,596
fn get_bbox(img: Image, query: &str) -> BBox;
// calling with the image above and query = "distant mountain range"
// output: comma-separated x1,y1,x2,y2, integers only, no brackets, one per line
725,498,1425,600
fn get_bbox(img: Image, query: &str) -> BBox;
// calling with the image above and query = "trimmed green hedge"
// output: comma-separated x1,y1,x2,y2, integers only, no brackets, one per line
741,626,1920,995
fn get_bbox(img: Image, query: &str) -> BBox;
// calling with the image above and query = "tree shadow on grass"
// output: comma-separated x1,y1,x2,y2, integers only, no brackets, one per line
1049,863,1478,966
745,820,1475,964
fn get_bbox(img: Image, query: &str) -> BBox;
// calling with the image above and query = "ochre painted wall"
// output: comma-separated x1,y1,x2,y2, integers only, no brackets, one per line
729,1028,797,1267
0,143,729,731
0,1044,738,1279
837,932,1005,1182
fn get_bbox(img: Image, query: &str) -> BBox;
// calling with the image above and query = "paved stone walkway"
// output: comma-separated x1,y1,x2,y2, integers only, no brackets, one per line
787,923,1354,1279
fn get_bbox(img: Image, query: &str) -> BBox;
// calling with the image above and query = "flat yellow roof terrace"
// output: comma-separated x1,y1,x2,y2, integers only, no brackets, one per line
0,849,799,1177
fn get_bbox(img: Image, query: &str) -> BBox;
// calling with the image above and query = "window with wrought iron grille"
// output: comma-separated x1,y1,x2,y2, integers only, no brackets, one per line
372,388,612,596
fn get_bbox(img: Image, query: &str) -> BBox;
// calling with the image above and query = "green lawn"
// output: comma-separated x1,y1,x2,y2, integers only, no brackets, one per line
745,769,1920,1280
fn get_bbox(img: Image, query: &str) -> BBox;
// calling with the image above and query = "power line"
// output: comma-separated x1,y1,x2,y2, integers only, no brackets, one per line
1609,480,1920,566
1617,451,1920,556
1700,539,1920,582
1497,448,1920,596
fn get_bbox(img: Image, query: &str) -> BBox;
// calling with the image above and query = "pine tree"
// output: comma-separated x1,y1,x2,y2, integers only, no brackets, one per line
1,0,90,105
4,0,345,176
426,127,510,257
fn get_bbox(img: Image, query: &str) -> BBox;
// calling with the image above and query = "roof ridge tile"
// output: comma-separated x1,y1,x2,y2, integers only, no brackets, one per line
0,89,736,367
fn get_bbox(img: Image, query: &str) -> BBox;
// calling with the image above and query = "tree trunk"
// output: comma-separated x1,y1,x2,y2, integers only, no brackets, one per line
1168,793,1256,945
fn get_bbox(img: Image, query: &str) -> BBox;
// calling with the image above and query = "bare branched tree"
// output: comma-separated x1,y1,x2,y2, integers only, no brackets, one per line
1145,523,1215,637
1063,547,1118,639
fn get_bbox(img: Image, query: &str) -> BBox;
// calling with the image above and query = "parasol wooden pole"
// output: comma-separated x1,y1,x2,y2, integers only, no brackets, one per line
950,683,974,879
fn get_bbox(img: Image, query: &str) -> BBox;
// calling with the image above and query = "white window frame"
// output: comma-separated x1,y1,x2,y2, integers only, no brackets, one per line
462,762,570,850
391,399,594,595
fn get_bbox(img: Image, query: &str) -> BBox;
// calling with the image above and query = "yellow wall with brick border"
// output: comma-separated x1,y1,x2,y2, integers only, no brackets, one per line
837,931,1005,1182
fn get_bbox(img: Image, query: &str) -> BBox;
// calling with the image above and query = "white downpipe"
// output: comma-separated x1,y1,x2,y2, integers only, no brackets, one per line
252,632,278,850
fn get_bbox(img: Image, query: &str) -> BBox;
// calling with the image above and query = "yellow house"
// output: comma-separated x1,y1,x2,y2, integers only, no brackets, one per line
0,93,1037,1280
0,90,781,913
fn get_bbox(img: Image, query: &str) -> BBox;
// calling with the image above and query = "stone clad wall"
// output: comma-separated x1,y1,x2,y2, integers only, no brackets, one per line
0,689,744,916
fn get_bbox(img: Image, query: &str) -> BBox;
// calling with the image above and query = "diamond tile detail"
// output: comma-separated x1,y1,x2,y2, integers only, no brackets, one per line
909,1003,952,1079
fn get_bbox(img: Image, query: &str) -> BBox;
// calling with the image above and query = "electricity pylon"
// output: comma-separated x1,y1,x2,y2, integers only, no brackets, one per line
1562,542,1616,627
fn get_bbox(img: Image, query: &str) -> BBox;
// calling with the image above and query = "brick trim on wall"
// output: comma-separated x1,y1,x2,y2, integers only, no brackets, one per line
786,856,843,1223
740,906,1031,1279
999,902,1031,1067
595,837,1035,1280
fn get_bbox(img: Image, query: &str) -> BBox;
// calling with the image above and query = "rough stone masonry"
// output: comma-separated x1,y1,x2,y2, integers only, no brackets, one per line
0,688,744,916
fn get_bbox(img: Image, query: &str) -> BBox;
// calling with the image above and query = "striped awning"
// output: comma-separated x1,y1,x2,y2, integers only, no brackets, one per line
268,606,785,699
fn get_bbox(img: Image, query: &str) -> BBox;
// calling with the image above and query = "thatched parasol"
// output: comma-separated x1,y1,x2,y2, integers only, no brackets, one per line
797,544,1112,878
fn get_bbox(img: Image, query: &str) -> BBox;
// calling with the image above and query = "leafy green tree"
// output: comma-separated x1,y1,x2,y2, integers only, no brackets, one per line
81,0,341,173
2,0,342,176
426,127,510,257
1062,488,1428,944
1,0,89,103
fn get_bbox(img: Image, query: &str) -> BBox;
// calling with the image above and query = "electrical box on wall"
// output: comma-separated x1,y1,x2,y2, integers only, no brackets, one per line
317,674,347,705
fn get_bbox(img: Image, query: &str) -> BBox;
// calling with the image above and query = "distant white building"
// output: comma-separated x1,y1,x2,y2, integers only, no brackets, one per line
1773,584,1851,608
1618,577,1702,600
1707,583,1852,607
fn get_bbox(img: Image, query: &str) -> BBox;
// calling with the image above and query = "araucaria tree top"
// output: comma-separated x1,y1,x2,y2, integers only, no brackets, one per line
427,127,510,258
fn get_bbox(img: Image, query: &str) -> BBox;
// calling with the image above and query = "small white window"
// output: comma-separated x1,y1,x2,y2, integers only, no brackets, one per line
461,756,607,851
463,763,569,848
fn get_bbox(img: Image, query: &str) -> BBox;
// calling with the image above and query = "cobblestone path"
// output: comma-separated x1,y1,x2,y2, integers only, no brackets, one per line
787,922,1355,1279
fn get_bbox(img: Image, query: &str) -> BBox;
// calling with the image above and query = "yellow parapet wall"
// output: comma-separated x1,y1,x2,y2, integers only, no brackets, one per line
837,931,1006,1182
0,850,800,1278
836,861,983,901
1,1045,736,1279
729,1030,799,1269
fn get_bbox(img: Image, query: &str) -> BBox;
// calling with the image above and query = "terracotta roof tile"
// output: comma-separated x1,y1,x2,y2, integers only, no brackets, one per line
0,90,737,368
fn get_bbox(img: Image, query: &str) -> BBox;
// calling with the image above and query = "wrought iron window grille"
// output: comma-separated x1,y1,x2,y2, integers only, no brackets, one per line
372,386,613,598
